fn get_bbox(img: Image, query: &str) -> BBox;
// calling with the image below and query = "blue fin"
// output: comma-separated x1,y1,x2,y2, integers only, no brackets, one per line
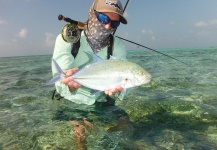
46,75,61,85
83,51,103,63
91,90,102,95
119,88,127,100
120,89,127,98
46,59,66,85
109,55,117,60
52,59,66,76
109,55,126,61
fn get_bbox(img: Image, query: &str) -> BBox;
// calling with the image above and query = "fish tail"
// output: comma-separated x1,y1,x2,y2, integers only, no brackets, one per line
46,75,61,85
46,59,66,85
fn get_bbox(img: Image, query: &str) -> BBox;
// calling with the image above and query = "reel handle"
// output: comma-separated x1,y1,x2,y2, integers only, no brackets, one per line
58,14,85,28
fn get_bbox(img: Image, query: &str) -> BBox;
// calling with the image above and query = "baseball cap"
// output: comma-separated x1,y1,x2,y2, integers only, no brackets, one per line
93,0,127,24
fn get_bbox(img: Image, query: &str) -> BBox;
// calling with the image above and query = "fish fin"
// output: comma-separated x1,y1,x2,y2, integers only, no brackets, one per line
109,55,117,60
46,59,66,85
53,59,66,75
84,51,103,63
109,55,126,61
91,90,102,95
119,88,127,100
46,75,61,85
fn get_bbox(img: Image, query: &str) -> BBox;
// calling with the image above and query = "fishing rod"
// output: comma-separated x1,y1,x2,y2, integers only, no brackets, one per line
58,14,86,28
116,36,189,66
113,0,130,35
123,0,131,12
115,0,188,66
58,0,188,66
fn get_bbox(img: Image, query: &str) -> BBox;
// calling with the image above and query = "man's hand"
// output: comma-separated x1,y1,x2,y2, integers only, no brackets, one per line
104,86,123,96
62,68,123,95
62,68,81,92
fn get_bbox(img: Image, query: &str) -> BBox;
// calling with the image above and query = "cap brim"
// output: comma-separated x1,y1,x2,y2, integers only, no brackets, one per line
120,15,127,24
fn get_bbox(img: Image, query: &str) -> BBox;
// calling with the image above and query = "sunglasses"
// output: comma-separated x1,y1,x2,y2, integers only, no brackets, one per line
95,11,120,28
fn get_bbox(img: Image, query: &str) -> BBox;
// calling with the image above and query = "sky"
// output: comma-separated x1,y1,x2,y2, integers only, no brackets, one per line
0,0,217,57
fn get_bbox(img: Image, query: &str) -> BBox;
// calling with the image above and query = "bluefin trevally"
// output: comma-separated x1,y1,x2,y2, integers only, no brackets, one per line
47,52,152,95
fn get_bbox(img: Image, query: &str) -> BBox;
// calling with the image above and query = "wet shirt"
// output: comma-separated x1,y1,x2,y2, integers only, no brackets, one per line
52,31,127,105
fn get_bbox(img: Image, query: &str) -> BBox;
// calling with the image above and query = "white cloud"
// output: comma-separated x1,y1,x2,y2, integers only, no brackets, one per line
0,37,26,57
45,33,55,47
18,28,28,38
124,11,129,18
0,18,7,25
0,28,28,56
195,19,217,27
142,29,154,35
209,19,217,26
141,29,155,41
195,21,208,27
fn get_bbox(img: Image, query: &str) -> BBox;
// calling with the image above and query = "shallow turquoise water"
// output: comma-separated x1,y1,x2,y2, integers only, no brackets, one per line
0,48,217,149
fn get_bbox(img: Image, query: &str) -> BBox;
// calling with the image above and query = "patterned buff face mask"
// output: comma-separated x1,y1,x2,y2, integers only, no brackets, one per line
84,5,115,53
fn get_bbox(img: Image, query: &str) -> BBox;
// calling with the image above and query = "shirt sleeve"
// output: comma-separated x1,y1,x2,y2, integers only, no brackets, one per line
51,34,130,102
52,34,74,96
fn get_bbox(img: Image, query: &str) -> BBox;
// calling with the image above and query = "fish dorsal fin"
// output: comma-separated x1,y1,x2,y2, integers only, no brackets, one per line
52,59,66,76
109,55,117,60
109,55,126,61
84,51,103,63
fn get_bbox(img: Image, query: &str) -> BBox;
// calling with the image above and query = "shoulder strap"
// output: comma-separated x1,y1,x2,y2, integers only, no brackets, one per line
71,33,114,60
71,29,83,58
107,34,114,59
71,39,80,58
53,34,114,101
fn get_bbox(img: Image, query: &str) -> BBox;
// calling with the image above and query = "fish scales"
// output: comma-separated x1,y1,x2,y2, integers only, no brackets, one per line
47,52,151,93
72,60,150,91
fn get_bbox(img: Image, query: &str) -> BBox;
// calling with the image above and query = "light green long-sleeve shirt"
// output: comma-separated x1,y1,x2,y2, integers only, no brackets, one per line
52,31,127,105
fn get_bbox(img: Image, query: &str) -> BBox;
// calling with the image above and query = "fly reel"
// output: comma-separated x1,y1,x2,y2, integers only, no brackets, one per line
61,24,81,43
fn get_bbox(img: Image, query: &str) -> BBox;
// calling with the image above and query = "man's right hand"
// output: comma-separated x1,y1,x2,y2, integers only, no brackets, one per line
62,68,82,92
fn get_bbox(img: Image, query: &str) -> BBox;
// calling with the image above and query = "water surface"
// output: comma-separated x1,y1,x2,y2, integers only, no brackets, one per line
0,48,217,149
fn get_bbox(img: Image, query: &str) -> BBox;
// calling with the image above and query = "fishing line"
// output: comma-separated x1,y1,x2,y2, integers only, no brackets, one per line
114,0,189,66
115,36,190,66
58,0,189,66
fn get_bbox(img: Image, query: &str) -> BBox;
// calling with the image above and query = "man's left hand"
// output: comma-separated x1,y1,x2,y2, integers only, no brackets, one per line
104,86,123,96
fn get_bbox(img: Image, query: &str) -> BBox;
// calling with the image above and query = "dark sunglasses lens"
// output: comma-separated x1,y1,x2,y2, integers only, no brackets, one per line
97,13,110,24
111,21,120,28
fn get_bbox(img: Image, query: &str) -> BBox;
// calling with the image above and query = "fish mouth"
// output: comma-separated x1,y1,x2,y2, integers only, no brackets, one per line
137,77,152,86
146,76,152,83
143,75,152,84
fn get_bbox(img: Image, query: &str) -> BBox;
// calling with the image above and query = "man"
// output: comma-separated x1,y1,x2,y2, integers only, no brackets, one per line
52,0,128,105
52,1,131,148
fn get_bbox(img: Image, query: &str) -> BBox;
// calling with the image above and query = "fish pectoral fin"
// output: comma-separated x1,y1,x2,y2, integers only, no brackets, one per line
121,77,132,87
109,55,118,60
109,55,125,61
116,79,128,100
119,88,127,100
84,51,103,63
91,90,102,95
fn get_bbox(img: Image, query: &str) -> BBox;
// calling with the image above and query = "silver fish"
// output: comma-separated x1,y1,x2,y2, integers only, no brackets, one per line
47,52,152,94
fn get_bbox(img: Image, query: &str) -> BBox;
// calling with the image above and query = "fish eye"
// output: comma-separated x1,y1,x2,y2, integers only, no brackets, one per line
137,72,146,76
137,72,145,76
